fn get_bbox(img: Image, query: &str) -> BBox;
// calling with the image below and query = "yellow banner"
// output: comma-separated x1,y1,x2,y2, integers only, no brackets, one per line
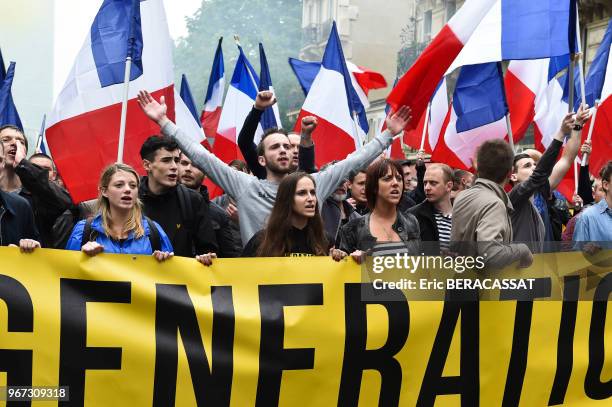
0,247,610,406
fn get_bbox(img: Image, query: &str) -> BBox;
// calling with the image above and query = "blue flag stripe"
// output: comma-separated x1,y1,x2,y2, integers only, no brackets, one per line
180,74,202,126
453,63,508,133
0,62,23,130
204,38,224,104
259,43,278,130
91,0,144,88
501,0,571,60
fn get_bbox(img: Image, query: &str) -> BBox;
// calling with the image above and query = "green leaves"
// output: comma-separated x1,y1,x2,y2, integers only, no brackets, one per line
174,0,305,128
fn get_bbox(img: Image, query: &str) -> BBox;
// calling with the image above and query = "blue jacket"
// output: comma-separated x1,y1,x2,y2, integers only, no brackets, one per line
65,214,173,255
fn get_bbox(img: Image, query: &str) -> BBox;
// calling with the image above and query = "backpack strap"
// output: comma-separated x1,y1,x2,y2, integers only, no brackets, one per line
80,217,98,248
145,216,162,252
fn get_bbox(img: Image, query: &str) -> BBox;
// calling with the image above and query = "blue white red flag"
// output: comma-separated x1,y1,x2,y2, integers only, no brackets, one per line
388,0,573,131
294,21,370,167
432,62,509,169
201,37,225,145
213,45,260,163
46,0,182,203
258,43,282,131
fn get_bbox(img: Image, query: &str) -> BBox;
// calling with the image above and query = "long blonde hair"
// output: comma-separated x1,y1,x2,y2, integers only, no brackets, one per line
97,163,145,239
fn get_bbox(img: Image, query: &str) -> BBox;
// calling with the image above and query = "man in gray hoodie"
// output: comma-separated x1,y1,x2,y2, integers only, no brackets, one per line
137,90,411,245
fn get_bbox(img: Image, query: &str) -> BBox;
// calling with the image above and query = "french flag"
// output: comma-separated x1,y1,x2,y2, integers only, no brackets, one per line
294,21,369,167
582,18,612,178
288,57,386,99
388,0,572,131
258,43,282,132
178,74,210,148
432,63,509,169
403,78,449,155
0,50,23,130
201,37,224,147
46,0,177,203
213,45,260,163
0,61,23,130
505,57,570,151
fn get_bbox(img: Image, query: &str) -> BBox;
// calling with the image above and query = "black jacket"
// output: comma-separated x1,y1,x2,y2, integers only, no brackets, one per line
338,211,421,255
406,161,426,205
321,197,361,247
0,190,39,246
197,186,242,258
15,160,72,247
139,178,217,257
52,199,97,249
212,194,243,250
237,107,316,178
408,200,439,242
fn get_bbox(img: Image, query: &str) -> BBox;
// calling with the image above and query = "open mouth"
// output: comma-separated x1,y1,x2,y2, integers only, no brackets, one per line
168,174,178,181
120,196,133,203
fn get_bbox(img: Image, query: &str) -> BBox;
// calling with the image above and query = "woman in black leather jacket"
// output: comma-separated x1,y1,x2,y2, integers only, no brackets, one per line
331,159,420,263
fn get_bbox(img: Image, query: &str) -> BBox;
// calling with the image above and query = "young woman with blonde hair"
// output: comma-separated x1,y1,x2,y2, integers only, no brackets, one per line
66,163,173,261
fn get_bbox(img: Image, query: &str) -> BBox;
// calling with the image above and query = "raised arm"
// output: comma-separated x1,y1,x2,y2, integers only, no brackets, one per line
549,105,590,190
137,90,251,199
298,116,317,173
314,106,412,201
237,91,276,179
509,113,572,205
577,142,594,206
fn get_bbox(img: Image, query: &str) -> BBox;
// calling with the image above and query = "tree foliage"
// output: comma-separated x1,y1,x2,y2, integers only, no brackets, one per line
174,0,304,128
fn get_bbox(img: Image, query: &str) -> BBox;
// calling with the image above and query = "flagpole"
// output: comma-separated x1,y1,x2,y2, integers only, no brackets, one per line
581,99,599,166
575,2,587,109
498,62,515,152
573,159,579,195
568,56,576,113
419,102,431,151
117,56,132,163
352,111,364,147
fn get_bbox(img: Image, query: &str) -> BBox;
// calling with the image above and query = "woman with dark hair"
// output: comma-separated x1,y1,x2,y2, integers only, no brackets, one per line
242,172,329,257
66,163,174,261
331,159,420,263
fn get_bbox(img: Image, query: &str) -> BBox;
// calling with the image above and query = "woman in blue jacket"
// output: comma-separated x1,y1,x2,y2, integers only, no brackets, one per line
66,163,173,261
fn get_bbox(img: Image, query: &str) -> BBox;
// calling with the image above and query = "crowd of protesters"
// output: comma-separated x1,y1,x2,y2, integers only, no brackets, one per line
1,90,611,270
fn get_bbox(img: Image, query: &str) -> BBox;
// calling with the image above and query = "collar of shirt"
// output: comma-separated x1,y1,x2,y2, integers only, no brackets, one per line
596,199,612,215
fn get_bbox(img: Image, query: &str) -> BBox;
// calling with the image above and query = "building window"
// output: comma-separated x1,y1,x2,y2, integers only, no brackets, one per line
423,10,432,41
328,0,335,21
446,1,457,20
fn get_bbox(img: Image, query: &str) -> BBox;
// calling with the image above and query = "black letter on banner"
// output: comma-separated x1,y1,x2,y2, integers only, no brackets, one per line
417,300,479,407
584,273,612,400
59,279,131,407
153,285,234,407
0,275,34,407
256,284,323,406
338,283,409,407
500,278,551,407
548,276,580,406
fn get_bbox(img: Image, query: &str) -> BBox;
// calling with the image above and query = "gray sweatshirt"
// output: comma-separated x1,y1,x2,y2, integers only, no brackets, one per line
161,121,394,245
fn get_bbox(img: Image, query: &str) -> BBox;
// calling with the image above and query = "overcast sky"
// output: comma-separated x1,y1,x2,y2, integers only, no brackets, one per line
53,0,201,97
